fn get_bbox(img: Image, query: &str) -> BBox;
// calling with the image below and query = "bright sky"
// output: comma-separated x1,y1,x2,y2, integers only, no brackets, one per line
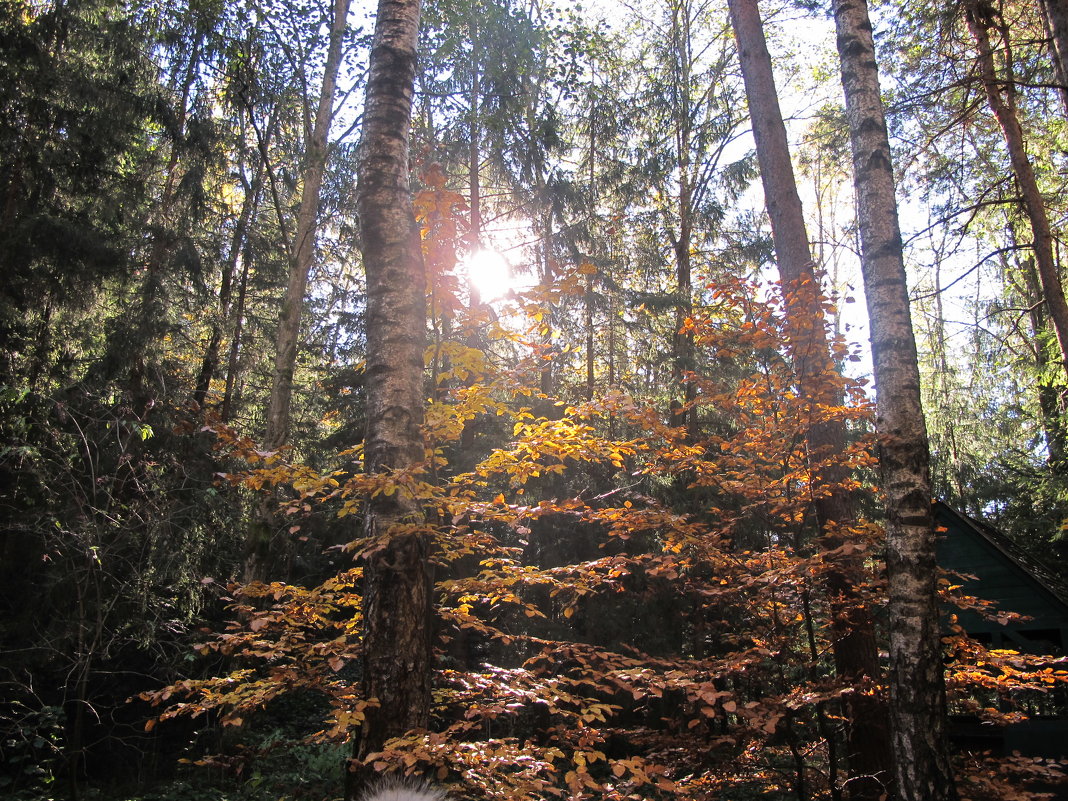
343,0,986,388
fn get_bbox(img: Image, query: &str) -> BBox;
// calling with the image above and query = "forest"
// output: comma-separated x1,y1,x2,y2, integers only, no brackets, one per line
2,0,1068,799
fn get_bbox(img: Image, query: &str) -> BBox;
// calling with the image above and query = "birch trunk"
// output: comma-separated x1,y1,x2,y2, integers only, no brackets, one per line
833,1,958,798
348,0,430,794
727,2,891,796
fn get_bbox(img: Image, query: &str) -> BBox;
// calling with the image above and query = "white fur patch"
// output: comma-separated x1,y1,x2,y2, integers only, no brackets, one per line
361,779,446,801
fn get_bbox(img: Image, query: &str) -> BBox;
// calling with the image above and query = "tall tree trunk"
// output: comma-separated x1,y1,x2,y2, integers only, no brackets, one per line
468,12,482,273
585,61,598,403
1019,252,1068,468
263,0,351,452
833,2,959,799
193,162,265,411
537,205,557,405
221,242,251,424
1039,0,1068,114
727,2,892,797
964,0,1068,374
246,0,351,582
127,34,203,416
669,0,697,440
348,0,430,796
460,18,482,455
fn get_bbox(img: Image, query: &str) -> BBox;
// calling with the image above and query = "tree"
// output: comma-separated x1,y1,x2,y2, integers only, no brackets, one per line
631,0,749,437
833,0,959,798
348,0,430,796
10,0,1068,798
877,0,1068,558
245,0,354,580
961,0,1068,377
727,1,891,797
0,0,159,386
1039,0,1068,113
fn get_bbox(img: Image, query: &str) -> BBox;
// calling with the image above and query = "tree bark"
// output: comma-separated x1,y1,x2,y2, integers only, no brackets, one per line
833,2,959,799
246,0,351,583
1039,0,1068,115
585,60,598,403
348,0,430,795
668,0,698,440
460,15,483,454
262,0,351,452
1019,252,1068,468
468,11,482,271
126,34,203,416
193,161,264,411
964,0,1068,374
727,2,892,797
220,241,251,424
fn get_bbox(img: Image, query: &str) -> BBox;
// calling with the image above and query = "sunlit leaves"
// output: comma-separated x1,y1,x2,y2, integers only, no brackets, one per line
146,267,1068,800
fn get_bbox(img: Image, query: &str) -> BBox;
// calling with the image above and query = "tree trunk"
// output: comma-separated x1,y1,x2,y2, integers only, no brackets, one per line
468,12,482,270
585,65,597,403
460,19,482,455
537,206,557,406
1039,0,1068,115
728,2,892,797
833,1,959,799
964,0,1068,374
669,0,697,440
126,35,203,416
348,0,430,796
221,242,251,424
246,0,351,583
193,162,264,411
262,0,351,452
1020,252,1068,468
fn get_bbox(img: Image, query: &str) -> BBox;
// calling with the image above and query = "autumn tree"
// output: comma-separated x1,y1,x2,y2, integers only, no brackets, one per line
727,1,891,796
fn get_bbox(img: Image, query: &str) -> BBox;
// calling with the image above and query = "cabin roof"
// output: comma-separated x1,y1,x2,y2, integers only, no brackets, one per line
934,500,1068,623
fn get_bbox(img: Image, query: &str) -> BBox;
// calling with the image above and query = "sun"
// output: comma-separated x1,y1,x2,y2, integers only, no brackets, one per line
463,248,512,302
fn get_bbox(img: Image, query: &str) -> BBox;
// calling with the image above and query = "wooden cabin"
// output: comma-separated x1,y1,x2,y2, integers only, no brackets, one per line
934,501,1068,759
